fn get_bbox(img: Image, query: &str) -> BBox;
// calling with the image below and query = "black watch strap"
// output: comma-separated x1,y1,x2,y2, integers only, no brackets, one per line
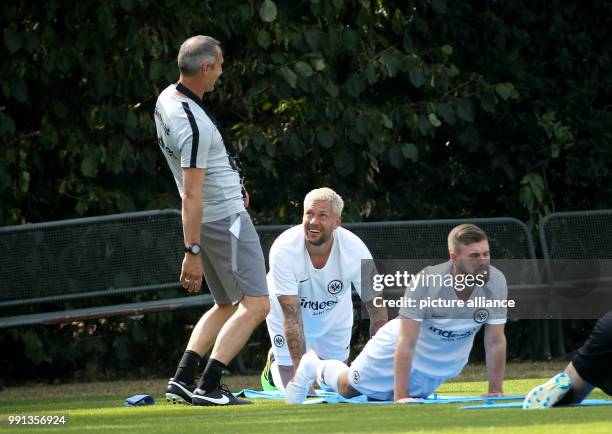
185,243,202,255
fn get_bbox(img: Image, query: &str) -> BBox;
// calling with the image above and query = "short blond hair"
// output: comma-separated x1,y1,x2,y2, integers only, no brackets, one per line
303,187,344,217
448,224,488,254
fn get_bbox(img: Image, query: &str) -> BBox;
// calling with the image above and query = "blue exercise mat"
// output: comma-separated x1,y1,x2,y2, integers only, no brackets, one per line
236,389,524,405
460,399,612,410
315,393,525,405
235,389,337,400
236,389,285,400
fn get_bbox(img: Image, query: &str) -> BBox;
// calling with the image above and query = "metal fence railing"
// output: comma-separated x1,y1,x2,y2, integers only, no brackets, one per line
0,209,184,308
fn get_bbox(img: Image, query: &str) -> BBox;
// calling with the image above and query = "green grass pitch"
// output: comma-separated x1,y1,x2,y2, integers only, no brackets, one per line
1,364,610,433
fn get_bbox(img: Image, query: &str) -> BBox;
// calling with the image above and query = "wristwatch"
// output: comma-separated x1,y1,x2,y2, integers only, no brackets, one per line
185,243,202,255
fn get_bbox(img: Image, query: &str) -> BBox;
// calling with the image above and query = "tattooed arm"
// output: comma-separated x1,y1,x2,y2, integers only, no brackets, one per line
278,295,306,376
364,298,388,337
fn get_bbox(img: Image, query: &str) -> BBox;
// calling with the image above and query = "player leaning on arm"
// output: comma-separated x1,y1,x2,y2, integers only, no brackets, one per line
154,35,269,406
284,224,508,404
261,187,388,391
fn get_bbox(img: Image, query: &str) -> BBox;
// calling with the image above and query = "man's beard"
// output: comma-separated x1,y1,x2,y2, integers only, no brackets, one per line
456,262,490,283
305,229,331,246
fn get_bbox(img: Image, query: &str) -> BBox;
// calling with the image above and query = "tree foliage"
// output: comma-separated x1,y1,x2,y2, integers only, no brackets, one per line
1,1,611,224
425,1,612,227
0,0,528,226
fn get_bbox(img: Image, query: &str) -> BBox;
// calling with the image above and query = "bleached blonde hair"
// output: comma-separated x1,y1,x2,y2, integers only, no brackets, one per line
303,187,344,217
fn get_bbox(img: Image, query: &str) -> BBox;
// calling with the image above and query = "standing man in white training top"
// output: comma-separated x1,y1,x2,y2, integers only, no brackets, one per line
154,35,269,406
285,224,507,403
261,187,388,391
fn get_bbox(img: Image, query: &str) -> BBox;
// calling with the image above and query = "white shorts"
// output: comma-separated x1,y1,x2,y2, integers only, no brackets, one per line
347,328,446,400
266,315,351,366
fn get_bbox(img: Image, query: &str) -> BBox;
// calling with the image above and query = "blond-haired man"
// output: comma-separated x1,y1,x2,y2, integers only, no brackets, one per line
261,187,388,391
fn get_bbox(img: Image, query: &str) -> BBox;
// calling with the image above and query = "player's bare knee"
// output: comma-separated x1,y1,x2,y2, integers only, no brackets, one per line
252,296,270,320
242,295,270,320
337,374,359,398
216,303,237,314
338,383,358,398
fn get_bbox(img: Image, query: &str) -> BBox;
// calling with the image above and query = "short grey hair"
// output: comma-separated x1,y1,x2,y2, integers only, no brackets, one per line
177,35,220,76
304,187,344,217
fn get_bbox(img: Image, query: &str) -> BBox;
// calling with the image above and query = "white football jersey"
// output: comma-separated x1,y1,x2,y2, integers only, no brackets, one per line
398,261,507,378
346,261,508,399
266,225,373,342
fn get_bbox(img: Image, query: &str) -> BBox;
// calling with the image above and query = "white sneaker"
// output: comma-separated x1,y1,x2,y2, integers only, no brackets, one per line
522,372,573,409
284,350,320,404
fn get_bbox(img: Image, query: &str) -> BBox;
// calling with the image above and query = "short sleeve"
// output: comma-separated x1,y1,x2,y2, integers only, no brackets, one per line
351,239,374,302
269,246,299,296
179,102,212,169
398,267,429,321
486,269,508,324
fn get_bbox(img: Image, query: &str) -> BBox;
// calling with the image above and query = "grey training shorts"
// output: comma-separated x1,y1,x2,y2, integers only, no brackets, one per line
200,211,268,304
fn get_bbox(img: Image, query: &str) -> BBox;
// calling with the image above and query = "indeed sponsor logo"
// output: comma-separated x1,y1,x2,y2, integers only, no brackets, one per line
428,326,476,340
300,297,338,312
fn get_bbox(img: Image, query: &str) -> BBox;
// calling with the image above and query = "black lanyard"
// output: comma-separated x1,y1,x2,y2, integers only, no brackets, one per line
175,82,245,194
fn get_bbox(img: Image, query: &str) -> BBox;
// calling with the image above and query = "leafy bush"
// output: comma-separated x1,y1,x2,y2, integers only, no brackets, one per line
0,0,521,226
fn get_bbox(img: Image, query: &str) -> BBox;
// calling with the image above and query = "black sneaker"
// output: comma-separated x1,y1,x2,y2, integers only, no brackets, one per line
166,378,196,405
192,384,252,406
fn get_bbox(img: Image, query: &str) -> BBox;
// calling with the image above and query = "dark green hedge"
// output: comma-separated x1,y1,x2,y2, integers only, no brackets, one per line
0,0,514,226
2,1,611,225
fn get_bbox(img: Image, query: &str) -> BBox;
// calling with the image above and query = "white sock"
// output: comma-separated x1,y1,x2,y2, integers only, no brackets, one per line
270,361,285,393
316,360,349,393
